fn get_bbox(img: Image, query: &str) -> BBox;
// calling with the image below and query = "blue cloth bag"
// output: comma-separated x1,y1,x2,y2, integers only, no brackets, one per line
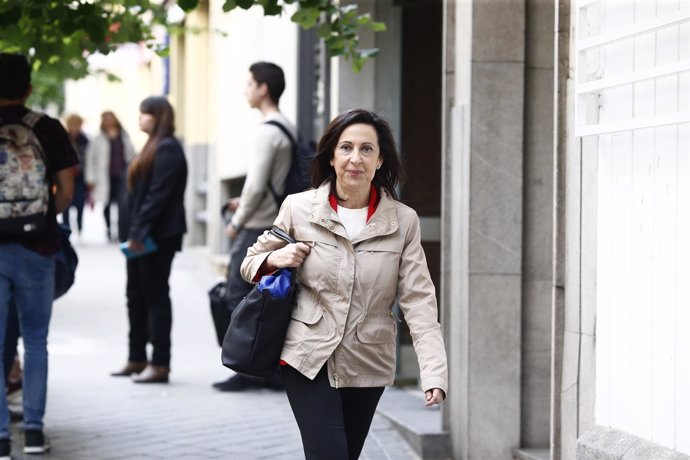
257,269,292,298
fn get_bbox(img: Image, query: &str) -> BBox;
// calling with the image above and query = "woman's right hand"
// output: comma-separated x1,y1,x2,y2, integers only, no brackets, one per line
267,242,311,269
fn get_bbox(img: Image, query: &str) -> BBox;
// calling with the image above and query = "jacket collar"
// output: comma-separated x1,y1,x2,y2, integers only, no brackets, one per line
328,183,379,222
309,181,399,243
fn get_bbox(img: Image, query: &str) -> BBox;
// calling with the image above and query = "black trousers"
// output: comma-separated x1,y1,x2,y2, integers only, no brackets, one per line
282,365,384,460
125,236,179,367
61,174,86,232
104,175,123,238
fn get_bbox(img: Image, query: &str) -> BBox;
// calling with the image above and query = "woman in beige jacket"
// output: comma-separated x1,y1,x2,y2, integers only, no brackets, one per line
241,109,448,460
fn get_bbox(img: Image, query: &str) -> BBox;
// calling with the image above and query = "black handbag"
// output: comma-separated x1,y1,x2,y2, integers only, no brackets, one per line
54,223,78,300
208,278,231,347
221,226,296,378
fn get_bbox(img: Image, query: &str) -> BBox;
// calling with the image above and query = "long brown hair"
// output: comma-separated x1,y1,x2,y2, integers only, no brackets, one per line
311,109,406,200
100,111,122,133
127,96,175,190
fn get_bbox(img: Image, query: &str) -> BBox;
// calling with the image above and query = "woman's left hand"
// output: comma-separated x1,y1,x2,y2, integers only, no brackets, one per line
425,388,446,407
128,239,145,253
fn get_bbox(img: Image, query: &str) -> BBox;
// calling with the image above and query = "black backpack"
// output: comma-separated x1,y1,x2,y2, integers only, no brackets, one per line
264,120,314,207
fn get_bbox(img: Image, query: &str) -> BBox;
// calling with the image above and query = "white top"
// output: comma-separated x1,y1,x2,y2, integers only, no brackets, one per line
338,206,368,241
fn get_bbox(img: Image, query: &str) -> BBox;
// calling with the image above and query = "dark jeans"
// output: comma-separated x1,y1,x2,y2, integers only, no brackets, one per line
61,173,86,232
104,175,123,238
125,236,180,367
282,365,385,460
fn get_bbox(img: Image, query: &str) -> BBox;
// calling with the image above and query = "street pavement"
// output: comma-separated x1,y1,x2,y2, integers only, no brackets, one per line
7,208,419,459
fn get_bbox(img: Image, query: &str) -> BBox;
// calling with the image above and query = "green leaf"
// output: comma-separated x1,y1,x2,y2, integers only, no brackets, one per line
236,0,255,9
178,0,200,12
291,8,320,29
259,0,282,16
352,55,365,73
316,22,332,39
0,6,21,27
356,13,371,26
340,4,358,15
358,48,379,59
104,71,122,83
222,0,239,12
369,21,386,32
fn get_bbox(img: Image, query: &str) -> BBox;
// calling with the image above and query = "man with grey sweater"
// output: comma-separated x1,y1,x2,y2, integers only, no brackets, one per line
214,62,297,392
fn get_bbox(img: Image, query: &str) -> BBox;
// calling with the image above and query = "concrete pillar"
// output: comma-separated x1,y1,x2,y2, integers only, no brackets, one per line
552,1,597,458
442,0,526,458
522,0,555,449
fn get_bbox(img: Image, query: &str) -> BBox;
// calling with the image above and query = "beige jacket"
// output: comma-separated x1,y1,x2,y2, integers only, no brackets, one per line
241,182,448,394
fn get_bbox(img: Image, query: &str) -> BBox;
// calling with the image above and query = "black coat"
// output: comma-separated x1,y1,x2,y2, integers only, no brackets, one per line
122,137,187,244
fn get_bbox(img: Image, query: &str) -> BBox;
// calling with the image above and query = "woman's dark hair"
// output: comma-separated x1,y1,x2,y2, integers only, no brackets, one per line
312,109,406,200
249,62,285,105
0,53,31,100
127,96,175,190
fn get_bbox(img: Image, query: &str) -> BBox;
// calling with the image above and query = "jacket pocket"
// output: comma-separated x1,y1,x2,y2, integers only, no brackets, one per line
354,320,397,377
283,303,325,350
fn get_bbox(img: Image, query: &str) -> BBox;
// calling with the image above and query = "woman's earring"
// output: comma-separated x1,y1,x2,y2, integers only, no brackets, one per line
377,165,381,170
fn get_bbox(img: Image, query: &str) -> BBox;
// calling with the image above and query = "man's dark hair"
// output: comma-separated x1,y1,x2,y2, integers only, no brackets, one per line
249,62,285,105
0,53,31,100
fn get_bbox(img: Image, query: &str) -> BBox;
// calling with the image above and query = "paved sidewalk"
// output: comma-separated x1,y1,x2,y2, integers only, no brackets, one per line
6,209,419,459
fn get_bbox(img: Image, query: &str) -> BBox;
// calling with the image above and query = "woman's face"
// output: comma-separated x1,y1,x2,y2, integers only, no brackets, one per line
330,123,383,194
101,114,118,131
66,119,81,137
138,112,156,135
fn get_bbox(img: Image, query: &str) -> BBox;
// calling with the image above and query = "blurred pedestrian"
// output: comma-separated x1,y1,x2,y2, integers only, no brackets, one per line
0,52,77,457
213,61,297,392
241,109,448,460
110,96,187,384
85,110,135,241
61,114,89,235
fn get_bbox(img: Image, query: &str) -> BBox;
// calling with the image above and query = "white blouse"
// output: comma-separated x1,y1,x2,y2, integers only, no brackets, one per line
337,206,368,240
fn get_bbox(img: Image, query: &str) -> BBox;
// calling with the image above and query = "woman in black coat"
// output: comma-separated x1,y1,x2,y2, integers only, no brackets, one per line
111,96,188,383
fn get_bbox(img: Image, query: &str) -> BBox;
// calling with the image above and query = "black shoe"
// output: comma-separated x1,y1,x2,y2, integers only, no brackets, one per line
24,430,50,454
212,374,266,392
0,438,10,460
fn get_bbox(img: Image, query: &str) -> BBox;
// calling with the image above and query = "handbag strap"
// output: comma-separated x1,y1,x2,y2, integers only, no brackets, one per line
270,226,296,245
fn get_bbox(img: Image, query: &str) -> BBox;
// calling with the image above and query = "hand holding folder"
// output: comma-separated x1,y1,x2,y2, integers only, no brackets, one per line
119,237,158,259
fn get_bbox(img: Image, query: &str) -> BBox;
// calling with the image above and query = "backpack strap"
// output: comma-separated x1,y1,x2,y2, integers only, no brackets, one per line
265,120,296,147
264,120,296,208
22,111,44,129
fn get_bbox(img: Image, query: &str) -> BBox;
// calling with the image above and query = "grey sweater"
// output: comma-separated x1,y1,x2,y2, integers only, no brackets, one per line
231,111,297,230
